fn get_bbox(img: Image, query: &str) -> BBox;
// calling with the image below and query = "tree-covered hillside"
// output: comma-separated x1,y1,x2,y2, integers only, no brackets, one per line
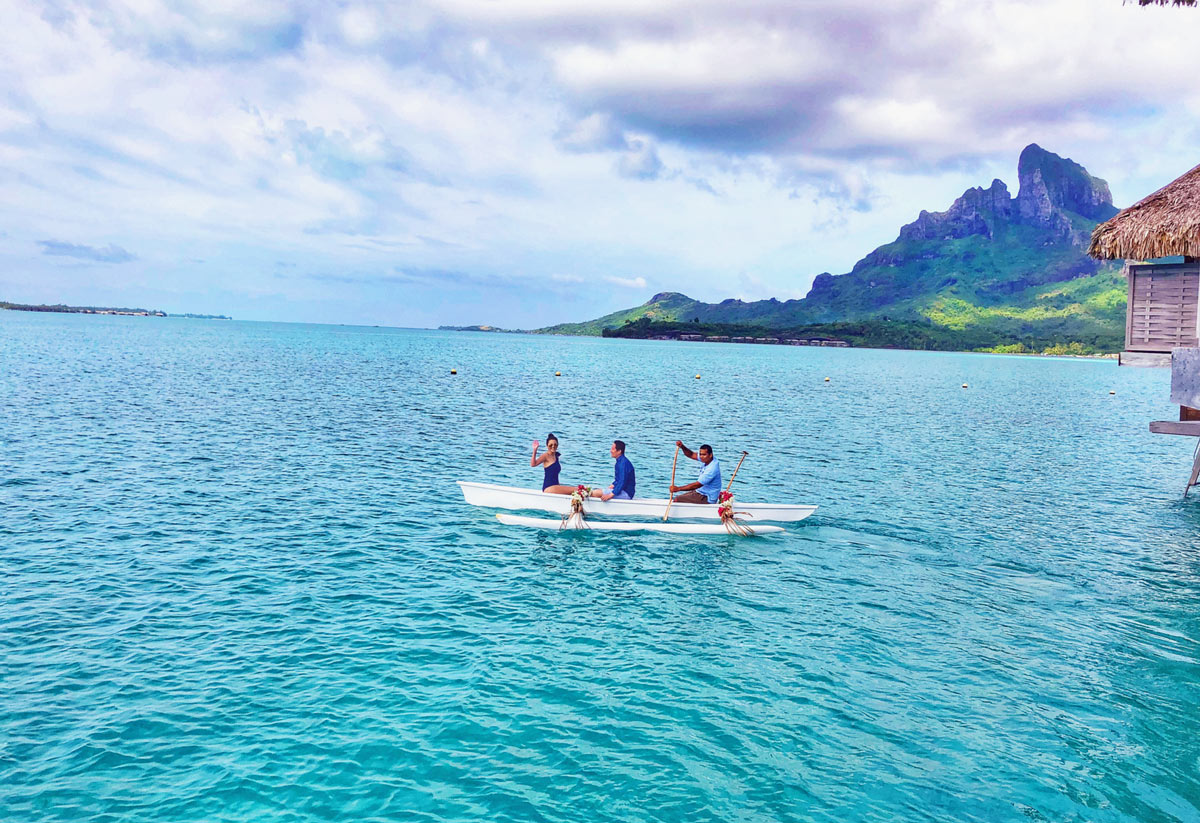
536,144,1128,353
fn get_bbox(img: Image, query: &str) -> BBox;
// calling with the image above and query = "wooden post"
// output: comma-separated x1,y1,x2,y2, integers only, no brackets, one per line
1125,263,1134,351
1188,441,1200,497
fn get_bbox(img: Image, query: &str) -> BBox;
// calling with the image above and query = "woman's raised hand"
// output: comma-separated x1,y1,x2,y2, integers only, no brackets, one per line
531,440,540,450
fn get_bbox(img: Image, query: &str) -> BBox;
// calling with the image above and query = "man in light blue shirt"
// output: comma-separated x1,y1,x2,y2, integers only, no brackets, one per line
670,441,722,503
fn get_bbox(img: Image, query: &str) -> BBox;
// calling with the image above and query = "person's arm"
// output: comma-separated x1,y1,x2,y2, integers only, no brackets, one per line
530,441,547,467
604,459,628,501
671,441,700,493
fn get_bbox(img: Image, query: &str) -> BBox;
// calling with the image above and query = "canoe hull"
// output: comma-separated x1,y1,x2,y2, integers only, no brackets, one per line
496,514,783,536
458,481,816,522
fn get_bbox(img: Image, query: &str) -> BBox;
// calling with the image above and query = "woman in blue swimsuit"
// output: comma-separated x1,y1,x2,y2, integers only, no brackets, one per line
531,433,573,494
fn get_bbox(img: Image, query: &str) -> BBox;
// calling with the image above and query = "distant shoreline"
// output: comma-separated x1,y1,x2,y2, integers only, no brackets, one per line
441,325,1117,359
1,301,231,319
437,324,523,333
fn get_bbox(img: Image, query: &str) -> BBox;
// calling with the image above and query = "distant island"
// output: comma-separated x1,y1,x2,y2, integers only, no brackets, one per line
2,301,166,317
449,144,1128,356
437,324,520,333
1,301,231,319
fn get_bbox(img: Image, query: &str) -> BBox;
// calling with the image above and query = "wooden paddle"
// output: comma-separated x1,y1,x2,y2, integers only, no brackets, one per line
725,451,749,492
662,444,680,521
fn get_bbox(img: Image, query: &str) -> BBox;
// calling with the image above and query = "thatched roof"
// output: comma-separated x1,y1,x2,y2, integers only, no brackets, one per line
1088,162,1200,260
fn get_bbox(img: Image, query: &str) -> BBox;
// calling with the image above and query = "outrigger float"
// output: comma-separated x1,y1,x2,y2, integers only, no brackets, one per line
496,513,784,535
458,481,816,537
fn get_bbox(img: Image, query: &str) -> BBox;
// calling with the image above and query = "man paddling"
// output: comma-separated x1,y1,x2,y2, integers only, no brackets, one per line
670,441,721,504
593,440,636,501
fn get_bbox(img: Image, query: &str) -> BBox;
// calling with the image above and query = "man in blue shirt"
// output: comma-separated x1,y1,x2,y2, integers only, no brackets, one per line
594,440,636,501
670,441,722,503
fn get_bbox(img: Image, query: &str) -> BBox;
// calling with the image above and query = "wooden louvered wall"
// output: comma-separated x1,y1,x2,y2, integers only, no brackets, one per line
1126,263,1200,352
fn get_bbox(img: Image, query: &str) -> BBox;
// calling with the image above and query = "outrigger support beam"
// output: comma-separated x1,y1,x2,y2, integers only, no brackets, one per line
1148,420,1200,496
1188,440,1200,497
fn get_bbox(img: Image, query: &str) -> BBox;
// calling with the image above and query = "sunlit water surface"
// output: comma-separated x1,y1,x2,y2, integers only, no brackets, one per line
3,312,1200,822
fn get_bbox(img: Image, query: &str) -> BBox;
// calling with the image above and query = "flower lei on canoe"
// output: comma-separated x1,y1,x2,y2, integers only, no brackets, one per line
561,485,592,529
718,490,753,536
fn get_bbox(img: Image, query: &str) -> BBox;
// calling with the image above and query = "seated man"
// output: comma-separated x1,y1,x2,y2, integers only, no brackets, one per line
593,440,636,501
670,441,721,504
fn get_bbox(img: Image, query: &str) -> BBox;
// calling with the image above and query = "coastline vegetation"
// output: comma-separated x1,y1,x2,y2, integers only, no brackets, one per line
1,301,231,319
599,315,1119,355
1,301,166,316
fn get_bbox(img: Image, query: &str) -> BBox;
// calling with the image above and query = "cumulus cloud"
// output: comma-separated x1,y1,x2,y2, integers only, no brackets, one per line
605,275,647,288
435,0,1200,169
2,0,1197,328
554,112,628,153
38,240,136,263
616,139,664,180
69,1,308,64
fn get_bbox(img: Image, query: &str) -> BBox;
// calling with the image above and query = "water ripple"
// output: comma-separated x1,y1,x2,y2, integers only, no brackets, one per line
3,314,1200,822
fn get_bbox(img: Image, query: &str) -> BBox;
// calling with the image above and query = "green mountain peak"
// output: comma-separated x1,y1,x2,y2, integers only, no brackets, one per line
536,144,1127,352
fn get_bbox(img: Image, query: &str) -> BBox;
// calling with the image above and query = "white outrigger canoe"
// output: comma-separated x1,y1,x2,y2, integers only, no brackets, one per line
458,481,817,523
497,514,783,535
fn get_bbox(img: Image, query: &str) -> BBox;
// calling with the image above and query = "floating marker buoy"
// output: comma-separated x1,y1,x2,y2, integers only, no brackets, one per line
450,369,457,375
695,374,701,379
1109,390,1116,395
962,383,968,388
824,377,830,382
555,371,561,377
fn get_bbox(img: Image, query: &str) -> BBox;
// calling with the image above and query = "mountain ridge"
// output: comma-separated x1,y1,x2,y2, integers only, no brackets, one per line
535,144,1126,352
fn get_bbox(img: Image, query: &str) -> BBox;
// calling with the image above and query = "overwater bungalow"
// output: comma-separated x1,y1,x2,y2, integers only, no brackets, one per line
1090,160,1200,492
1088,161,1200,366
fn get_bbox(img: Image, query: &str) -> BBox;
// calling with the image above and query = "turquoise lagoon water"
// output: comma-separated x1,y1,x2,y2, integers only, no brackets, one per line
3,310,1200,823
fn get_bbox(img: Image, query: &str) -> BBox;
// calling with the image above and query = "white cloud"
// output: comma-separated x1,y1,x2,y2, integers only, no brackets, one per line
606,276,648,289
616,139,663,180
555,112,627,153
0,0,1197,328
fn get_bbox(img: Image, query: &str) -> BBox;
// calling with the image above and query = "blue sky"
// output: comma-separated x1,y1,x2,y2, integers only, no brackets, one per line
1,0,1197,328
